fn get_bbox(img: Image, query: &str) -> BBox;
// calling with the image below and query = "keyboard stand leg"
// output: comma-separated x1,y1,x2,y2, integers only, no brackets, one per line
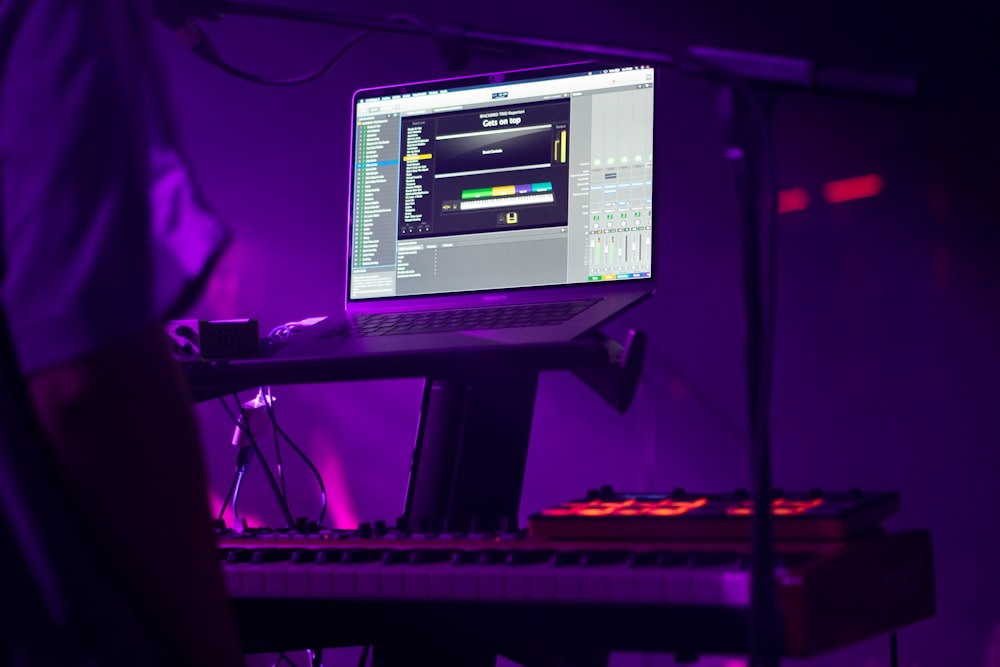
403,371,539,533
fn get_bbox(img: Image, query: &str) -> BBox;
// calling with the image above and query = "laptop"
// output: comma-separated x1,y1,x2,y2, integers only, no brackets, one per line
267,60,657,363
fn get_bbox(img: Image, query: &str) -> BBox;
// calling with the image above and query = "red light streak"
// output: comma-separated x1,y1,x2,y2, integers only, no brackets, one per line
725,498,823,516
778,187,810,213
541,497,708,518
823,174,883,204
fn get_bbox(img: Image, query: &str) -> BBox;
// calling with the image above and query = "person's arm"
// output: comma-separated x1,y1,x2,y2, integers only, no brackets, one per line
28,325,243,667
2,1,241,659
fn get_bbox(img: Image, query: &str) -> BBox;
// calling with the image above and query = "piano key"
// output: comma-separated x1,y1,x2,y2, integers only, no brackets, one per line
252,549,294,598
308,550,341,599
242,565,265,598
554,551,585,602
661,552,695,605
223,549,252,597
721,570,750,607
631,552,669,604
580,550,632,602
422,550,458,600
478,550,508,600
337,547,382,599
691,552,744,605
286,550,316,598
221,544,810,608
355,560,384,599
505,550,555,601
452,551,481,600
402,550,452,600
379,550,410,598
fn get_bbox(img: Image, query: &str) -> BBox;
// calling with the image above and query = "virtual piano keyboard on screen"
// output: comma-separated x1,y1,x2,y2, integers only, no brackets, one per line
218,488,933,658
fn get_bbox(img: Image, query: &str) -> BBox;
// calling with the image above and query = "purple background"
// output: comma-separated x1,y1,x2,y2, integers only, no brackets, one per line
159,2,1000,665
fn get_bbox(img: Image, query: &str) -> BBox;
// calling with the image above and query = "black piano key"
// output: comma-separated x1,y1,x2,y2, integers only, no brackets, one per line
342,548,383,564
408,549,454,565
225,549,253,564
315,549,347,564
251,549,294,565
629,551,659,567
316,549,353,565
506,549,555,565
382,550,411,565
289,549,316,565
581,550,632,566
553,551,583,566
656,551,692,568
478,550,508,565
452,550,479,565
691,551,743,568
775,552,820,569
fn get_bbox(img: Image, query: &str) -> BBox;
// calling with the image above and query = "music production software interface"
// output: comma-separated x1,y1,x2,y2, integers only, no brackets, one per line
349,65,654,299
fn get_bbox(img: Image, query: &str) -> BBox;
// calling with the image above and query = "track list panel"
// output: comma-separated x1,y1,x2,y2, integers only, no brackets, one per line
352,115,400,274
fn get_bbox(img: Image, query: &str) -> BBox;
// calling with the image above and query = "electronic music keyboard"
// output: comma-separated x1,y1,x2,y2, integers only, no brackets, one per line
220,527,933,657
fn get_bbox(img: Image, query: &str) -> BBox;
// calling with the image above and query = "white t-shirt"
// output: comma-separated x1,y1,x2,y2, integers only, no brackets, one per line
0,0,227,663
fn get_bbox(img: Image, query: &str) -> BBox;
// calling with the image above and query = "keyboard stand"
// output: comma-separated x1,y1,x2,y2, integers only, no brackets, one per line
403,329,646,534
186,328,647,666
390,330,644,666
402,369,539,536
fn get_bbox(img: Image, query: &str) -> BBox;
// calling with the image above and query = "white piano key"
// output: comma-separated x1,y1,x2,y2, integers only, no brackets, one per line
608,566,638,603
555,566,585,602
691,567,723,605
380,565,406,599
308,564,334,599
529,567,557,601
354,564,381,599
224,563,245,597
663,566,693,604
242,565,265,597
721,570,750,607
286,564,311,598
452,564,480,600
478,565,505,600
504,567,535,601
582,563,633,602
262,565,288,597
633,567,667,604
425,562,456,600
402,567,430,599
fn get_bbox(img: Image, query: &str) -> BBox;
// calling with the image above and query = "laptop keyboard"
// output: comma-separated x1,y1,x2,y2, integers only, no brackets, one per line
323,299,599,338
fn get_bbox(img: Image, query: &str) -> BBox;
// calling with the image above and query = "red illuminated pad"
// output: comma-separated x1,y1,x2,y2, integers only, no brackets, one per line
528,489,899,541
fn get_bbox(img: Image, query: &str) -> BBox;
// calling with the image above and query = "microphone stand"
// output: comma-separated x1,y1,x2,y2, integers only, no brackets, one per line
201,4,919,664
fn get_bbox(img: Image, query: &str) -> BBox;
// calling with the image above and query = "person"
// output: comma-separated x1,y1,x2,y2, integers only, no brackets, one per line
0,0,244,664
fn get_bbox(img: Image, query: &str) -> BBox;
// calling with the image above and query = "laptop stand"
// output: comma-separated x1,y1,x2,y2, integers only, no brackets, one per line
184,327,646,666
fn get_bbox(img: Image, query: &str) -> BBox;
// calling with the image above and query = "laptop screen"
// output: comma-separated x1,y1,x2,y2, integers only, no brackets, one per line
349,62,655,301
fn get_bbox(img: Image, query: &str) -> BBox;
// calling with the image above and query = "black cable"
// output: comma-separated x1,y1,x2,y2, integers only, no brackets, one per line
263,395,328,525
217,468,240,522
268,390,288,501
357,645,370,667
231,468,248,520
213,30,370,86
219,394,296,528
890,632,898,667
